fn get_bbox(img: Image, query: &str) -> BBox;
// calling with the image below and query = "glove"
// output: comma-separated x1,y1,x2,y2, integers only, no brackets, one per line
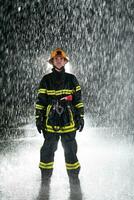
78,117,84,132
36,117,44,134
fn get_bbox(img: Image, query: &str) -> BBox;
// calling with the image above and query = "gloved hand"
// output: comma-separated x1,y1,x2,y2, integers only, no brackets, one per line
78,117,84,132
36,117,44,134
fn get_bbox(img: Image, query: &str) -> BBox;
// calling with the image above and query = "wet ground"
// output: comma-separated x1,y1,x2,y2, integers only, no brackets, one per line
0,122,134,200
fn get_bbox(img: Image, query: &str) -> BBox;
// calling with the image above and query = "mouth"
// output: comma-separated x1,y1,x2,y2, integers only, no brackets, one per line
57,64,62,66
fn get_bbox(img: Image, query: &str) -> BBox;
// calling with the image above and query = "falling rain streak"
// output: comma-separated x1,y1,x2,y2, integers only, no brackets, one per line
0,0,134,134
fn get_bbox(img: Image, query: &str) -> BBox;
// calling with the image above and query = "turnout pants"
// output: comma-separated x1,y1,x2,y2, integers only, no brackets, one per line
39,132,80,177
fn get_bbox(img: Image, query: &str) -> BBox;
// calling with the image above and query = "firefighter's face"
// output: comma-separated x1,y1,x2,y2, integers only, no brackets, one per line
53,56,67,69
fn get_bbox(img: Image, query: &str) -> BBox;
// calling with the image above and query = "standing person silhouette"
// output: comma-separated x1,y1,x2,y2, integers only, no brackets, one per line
35,48,84,185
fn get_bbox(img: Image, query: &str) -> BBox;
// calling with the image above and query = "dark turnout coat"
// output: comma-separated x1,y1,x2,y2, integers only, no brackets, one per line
35,68,84,133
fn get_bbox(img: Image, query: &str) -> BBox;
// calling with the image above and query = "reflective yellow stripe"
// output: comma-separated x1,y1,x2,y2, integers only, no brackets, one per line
38,89,47,94
66,162,80,170
35,115,40,119
35,104,44,110
38,87,81,95
45,104,76,133
38,88,74,95
40,162,54,166
39,162,54,169
39,165,53,169
66,162,79,167
80,114,84,118
75,102,84,109
55,90,73,95
76,86,81,92
46,127,76,133
48,89,74,96
47,123,75,130
47,90,55,95
66,165,80,170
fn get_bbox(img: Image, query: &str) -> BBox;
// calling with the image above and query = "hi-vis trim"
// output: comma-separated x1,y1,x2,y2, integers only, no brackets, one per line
35,115,40,119
76,86,81,92
46,126,76,133
38,88,74,96
66,162,80,170
39,161,54,169
38,86,81,96
75,102,84,109
80,114,84,118
45,105,76,133
38,89,47,94
35,104,44,110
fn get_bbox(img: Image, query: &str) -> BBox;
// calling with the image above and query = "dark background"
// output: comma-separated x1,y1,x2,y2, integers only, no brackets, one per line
0,0,134,135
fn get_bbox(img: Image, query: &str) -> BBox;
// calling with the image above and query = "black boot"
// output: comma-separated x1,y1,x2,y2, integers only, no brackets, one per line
41,169,52,185
69,174,80,185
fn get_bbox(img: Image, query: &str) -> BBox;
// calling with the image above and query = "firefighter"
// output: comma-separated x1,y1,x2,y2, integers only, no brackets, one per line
35,48,84,185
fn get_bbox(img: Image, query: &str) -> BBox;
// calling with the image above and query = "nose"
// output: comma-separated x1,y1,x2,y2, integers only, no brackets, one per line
56,57,62,62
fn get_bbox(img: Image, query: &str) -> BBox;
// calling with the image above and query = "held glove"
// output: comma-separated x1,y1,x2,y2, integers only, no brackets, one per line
78,117,84,132
36,117,44,134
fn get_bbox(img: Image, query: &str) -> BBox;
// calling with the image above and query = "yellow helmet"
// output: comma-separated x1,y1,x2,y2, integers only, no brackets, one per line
48,48,69,64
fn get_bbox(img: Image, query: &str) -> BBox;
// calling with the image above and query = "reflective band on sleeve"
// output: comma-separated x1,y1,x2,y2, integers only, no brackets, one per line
80,114,84,118
38,89,47,94
76,86,81,92
35,115,40,119
35,104,45,110
75,102,84,109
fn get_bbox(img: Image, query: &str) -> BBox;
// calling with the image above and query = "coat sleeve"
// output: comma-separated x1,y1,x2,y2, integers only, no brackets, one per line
72,75,84,118
35,77,48,119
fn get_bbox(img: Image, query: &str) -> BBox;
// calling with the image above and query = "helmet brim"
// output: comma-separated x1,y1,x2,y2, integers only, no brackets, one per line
48,57,69,65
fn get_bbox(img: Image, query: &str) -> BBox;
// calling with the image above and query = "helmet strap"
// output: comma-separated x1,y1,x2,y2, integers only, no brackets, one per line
53,66,65,72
